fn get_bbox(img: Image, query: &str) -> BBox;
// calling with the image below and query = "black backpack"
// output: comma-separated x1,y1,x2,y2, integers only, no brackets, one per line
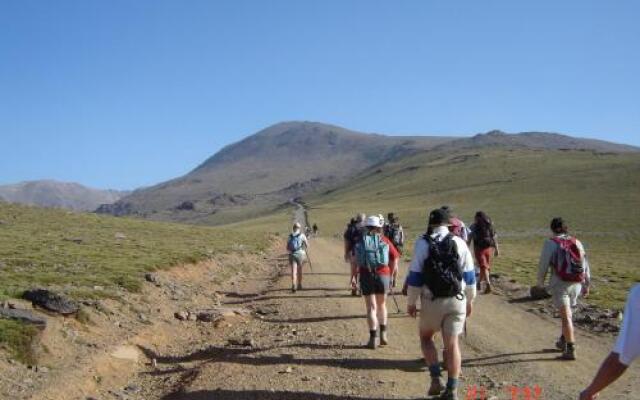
422,233,464,299
473,223,496,249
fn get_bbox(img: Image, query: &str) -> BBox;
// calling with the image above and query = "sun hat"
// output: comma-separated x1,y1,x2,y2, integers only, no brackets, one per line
428,208,451,226
365,215,383,228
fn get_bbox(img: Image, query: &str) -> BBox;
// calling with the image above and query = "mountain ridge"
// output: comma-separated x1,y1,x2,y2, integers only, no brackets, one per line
0,180,128,211
97,121,637,224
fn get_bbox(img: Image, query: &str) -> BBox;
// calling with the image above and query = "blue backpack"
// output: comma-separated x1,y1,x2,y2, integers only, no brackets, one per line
287,233,304,253
355,234,389,273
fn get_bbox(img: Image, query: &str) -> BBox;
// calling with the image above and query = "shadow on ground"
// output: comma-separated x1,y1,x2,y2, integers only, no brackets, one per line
162,388,420,400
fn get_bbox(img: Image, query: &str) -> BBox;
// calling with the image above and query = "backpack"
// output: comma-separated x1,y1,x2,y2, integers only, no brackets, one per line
287,233,303,253
422,233,463,299
473,223,495,249
551,236,585,282
388,224,404,248
346,223,363,252
355,234,389,273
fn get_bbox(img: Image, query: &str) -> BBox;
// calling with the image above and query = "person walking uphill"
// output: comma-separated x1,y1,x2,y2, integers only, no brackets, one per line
345,213,367,296
406,208,476,400
534,217,590,360
287,222,309,293
468,211,499,294
352,215,399,349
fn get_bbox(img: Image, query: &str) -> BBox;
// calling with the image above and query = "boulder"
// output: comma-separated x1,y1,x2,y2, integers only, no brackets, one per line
0,308,47,328
529,286,551,300
22,289,79,315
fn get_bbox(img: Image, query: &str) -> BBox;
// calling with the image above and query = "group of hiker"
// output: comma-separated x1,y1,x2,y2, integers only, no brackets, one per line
285,209,638,400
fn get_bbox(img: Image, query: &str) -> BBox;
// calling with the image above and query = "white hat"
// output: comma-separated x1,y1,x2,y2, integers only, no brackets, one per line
365,215,383,228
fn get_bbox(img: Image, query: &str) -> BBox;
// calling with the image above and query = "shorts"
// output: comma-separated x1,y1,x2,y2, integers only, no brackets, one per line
475,247,494,272
359,272,390,296
419,291,466,336
550,280,582,309
289,252,306,266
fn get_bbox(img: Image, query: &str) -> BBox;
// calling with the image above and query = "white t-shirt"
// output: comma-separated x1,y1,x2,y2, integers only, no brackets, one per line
613,284,640,366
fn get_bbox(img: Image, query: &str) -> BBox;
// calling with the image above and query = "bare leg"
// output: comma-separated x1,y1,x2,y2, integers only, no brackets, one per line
290,260,298,289
364,295,378,331
560,305,575,343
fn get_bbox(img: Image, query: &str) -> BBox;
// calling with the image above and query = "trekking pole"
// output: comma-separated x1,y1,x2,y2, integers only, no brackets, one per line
390,289,401,314
305,248,314,272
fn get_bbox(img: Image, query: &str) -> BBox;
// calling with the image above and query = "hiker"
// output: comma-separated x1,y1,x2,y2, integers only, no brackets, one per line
344,213,367,296
468,211,499,294
312,223,318,236
534,217,590,360
580,284,639,399
287,222,309,293
305,225,312,237
352,215,399,349
383,213,405,254
406,208,476,400
441,206,468,242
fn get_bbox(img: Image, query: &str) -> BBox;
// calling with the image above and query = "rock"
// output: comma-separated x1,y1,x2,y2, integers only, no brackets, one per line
23,289,79,315
228,338,255,347
63,237,84,244
114,232,127,240
174,311,189,321
144,273,159,283
530,286,551,300
280,366,293,374
124,384,140,393
176,201,195,211
0,306,48,327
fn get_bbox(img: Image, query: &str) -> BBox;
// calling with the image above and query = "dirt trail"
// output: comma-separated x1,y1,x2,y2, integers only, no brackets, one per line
105,237,639,400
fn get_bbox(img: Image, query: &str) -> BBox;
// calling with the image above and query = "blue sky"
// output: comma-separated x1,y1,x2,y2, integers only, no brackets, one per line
1,1,638,190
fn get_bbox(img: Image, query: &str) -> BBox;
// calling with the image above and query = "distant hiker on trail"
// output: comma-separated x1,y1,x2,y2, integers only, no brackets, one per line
287,222,309,293
441,206,468,242
352,215,399,349
534,217,590,360
406,208,476,400
383,213,405,254
344,213,367,296
305,225,312,237
468,211,499,294
312,223,318,236
580,284,639,399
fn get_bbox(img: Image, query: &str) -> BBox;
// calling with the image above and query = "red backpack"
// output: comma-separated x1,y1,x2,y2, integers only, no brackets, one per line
551,236,585,282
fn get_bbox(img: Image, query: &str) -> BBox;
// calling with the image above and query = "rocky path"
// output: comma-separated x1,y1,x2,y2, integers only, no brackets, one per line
109,237,638,400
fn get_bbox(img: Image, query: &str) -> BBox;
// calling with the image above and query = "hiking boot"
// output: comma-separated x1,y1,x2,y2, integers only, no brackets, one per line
291,284,297,293
297,283,303,291
484,283,492,294
427,378,444,396
555,335,566,351
351,288,358,296
366,332,378,350
380,329,388,346
562,343,576,360
438,387,458,400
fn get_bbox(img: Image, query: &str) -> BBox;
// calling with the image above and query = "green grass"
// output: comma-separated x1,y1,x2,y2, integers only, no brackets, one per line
305,148,640,310
0,202,271,361
0,319,39,364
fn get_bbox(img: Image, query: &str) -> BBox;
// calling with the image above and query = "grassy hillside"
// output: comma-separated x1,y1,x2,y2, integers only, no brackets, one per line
306,148,640,309
0,203,270,360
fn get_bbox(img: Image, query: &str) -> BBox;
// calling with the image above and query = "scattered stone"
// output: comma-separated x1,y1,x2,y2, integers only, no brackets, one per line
280,366,293,374
174,311,189,321
0,307,47,327
124,384,140,393
93,286,104,291
63,237,84,244
228,338,255,347
144,273,159,283
23,289,79,315
114,232,127,240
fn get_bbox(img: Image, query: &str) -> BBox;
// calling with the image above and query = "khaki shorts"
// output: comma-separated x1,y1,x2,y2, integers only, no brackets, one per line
419,293,466,336
550,281,582,309
289,252,306,266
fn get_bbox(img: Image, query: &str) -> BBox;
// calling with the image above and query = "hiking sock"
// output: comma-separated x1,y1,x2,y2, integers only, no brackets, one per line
446,377,459,390
429,363,442,378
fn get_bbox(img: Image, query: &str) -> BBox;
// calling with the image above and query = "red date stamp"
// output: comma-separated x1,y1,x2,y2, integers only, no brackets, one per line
464,385,543,399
